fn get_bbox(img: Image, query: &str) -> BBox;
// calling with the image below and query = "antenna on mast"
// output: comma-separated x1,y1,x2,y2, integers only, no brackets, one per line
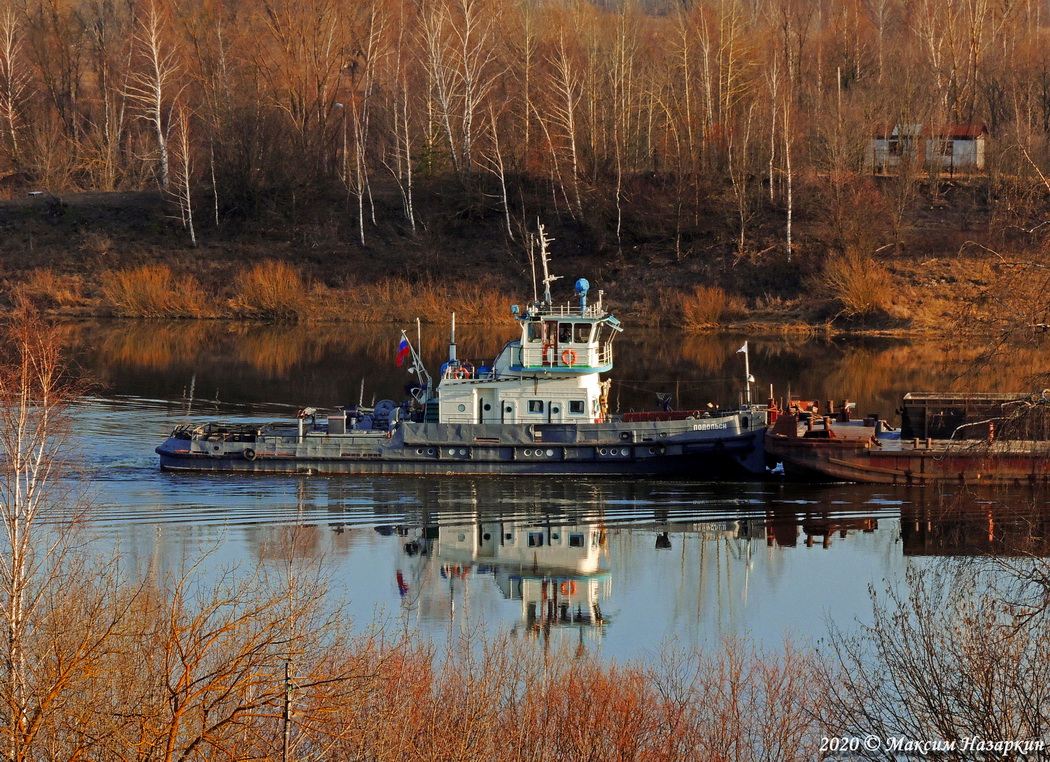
537,223,561,305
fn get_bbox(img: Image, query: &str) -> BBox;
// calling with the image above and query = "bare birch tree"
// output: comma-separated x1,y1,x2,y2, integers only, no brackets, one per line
0,7,27,171
419,0,501,178
0,313,131,761
168,103,195,246
128,0,179,190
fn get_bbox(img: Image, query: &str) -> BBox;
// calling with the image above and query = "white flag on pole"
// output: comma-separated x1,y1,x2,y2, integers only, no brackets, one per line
736,341,748,354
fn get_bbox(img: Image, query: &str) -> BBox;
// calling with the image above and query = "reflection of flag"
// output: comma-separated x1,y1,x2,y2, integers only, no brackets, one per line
396,337,410,367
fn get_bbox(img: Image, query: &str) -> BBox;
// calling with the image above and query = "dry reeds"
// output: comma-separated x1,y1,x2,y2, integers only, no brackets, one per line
100,265,207,317
232,259,310,321
12,267,84,310
678,285,748,331
338,277,515,325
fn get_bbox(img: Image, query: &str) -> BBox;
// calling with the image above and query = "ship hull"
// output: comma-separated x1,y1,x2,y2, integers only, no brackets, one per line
768,433,1050,486
157,416,768,479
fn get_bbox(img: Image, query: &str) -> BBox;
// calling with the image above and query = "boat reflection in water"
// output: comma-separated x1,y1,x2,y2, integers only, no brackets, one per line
898,490,1050,557
392,516,613,645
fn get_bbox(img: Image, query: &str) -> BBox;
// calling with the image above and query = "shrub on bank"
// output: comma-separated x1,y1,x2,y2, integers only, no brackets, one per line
818,250,895,319
678,285,748,330
232,259,310,321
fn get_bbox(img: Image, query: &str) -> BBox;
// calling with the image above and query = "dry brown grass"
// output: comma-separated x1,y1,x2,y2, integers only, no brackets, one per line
818,250,895,319
231,260,310,321
100,265,208,317
336,277,515,325
678,285,748,331
12,268,85,310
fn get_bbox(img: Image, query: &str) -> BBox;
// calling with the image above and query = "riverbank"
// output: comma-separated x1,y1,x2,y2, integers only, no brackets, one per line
0,182,1031,335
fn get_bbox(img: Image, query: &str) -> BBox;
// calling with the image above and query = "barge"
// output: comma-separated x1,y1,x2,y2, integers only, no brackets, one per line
157,239,769,478
767,392,1050,485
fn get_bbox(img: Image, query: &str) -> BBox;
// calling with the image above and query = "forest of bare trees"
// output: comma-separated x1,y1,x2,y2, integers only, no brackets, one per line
0,0,1048,260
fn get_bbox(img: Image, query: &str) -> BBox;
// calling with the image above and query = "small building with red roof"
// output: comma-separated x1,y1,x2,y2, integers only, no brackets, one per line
871,123,988,174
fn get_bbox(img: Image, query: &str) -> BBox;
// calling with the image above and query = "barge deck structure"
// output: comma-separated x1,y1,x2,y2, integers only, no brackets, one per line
767,392,1050,485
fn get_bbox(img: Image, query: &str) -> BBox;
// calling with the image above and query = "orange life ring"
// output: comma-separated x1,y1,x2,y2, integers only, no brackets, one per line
561,349,578,366
560,581,577,596
453,366,471,379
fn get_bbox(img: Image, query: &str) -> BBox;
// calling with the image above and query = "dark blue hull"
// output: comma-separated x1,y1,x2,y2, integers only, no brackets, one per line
157,415,768,478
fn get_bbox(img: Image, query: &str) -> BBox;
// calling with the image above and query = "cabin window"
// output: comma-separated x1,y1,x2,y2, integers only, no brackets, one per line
573,323,592,343
527,532,544,547
569,400,585,414
558,323,572,343
568,533,585,548
527,322,542,343
528,400,544,413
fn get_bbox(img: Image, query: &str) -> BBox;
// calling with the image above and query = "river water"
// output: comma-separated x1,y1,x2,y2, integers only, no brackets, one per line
58,320,1050,662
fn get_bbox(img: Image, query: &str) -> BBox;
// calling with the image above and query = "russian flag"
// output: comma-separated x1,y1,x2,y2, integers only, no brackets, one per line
396,337,411,367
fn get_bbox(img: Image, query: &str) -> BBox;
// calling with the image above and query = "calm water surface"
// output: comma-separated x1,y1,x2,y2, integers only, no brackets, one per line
61,320,1050,661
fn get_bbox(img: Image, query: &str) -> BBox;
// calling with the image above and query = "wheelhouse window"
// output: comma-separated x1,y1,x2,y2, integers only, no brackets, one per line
527,532,544,547
573,323,592,343
527,322,542,343
528,400,544,413
568,533,585,548
569,400,585,414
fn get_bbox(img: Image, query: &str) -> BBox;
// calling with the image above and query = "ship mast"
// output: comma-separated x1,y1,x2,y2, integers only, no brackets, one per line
538,224,561,306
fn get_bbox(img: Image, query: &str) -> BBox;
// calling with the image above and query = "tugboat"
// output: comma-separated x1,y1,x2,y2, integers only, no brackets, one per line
156,235,769,477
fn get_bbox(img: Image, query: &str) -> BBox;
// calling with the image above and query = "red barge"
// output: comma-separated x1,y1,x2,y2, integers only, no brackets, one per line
766,392,1050,485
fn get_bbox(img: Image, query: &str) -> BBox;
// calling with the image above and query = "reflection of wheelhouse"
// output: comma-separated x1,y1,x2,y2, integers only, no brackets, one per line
434,520,611,631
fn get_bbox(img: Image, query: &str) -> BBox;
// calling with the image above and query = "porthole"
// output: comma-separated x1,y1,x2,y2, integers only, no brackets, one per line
427,448,435,455
545,449,554,457
598,448,608,456
552,406,560,414
448,448,456,455
458,448,468,456
483,533,491,541
416,448,424,455
483,403,492,411
622,448,630,456
457,533,466,542
551,533,560,541
524,448,532,456
648,447,656,454
505,406,513,413
457,404,466,412
505,533,513,541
